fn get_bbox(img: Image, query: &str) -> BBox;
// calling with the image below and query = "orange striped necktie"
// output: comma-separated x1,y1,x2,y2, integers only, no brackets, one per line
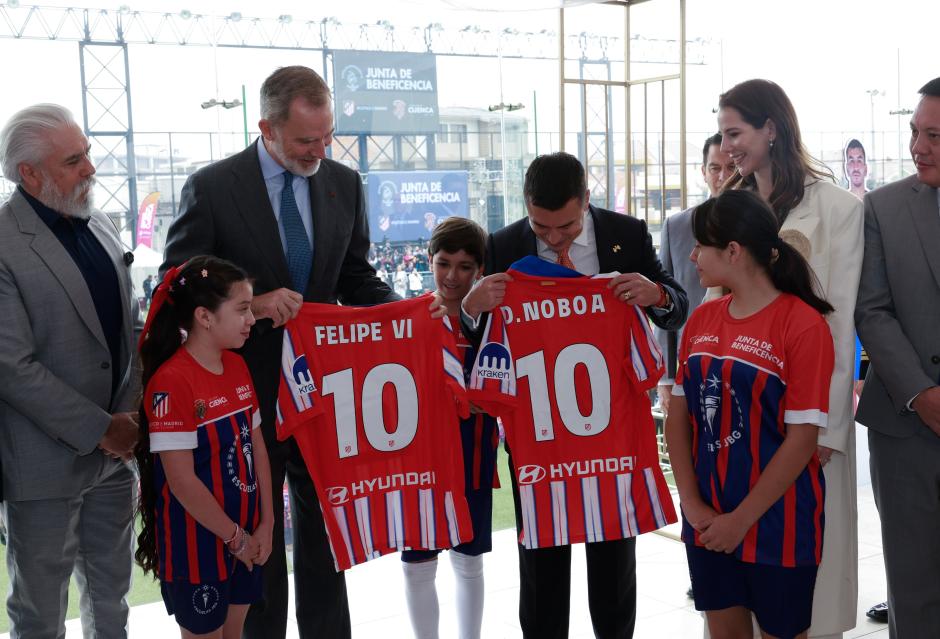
556,246,576,270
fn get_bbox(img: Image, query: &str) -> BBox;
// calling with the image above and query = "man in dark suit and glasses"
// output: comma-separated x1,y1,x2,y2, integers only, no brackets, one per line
161,65,397,639
654,133,734,418
462,151,688,638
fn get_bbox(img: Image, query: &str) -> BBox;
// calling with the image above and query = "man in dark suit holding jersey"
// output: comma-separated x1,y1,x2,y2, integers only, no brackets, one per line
462,151,687,638
161,65,396,639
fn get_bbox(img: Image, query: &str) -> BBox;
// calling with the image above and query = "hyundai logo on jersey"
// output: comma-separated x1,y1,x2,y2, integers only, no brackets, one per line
477,342,511,379
517,464,547,485
292,355,316,395
152,392,170,418
326,485,350,505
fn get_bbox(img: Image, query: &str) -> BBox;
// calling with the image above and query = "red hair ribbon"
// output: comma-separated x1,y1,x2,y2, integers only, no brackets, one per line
138,265,182,351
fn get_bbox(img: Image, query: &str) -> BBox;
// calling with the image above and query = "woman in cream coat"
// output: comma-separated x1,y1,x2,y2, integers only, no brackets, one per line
703,79,864,638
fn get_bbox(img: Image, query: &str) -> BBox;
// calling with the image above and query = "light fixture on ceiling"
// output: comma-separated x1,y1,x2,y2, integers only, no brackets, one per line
441,0,600,11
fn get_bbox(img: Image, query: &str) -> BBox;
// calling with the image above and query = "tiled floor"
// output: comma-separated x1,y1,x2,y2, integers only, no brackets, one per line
3,425,891,638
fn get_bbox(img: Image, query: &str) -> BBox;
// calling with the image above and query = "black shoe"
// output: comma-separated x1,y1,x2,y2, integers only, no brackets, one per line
686,586,694,599
866,601,888,623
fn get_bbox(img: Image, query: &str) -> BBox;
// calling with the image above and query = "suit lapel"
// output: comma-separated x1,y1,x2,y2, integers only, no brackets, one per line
519,219,538,258
308,161,339,298
590,205,619,272
12,193,108,350
88,212,134,373
908,181,940,289
230,141,292,288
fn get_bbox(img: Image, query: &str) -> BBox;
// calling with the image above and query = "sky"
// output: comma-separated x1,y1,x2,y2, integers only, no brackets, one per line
1,0,937,163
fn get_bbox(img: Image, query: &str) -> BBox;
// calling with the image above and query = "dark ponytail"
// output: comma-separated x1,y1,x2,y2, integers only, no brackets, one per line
692,190,834,315
135,255,249,577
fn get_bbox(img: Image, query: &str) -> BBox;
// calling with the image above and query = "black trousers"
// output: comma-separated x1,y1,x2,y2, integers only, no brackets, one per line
510,452,637,639
243,437,351,639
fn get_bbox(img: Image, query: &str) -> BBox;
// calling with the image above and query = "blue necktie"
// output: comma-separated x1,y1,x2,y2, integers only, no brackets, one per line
280,171,312,293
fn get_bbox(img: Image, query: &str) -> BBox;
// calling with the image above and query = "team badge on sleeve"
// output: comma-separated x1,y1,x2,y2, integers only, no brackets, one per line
152,392,170,418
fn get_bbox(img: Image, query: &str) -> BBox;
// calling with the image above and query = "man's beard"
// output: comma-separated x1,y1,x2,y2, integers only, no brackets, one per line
269,136,320,178
39,174,96,219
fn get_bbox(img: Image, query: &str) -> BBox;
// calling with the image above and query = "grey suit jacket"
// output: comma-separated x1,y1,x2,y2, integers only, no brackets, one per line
855,175,940,437
162,141,397,441
653,207,706,381
0,190,139,501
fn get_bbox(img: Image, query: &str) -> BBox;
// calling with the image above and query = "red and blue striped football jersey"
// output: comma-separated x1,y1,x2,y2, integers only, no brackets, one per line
469,269,677,549
276,296,474,571
674,293,834,567
144,348,262,583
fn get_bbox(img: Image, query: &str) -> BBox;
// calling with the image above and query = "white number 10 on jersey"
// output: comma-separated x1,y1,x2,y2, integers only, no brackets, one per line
322,363,420,458
516,343,611,441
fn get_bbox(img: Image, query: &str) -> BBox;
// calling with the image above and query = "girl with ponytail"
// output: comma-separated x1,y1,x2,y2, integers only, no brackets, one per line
665,190,835,639
136,255,273,638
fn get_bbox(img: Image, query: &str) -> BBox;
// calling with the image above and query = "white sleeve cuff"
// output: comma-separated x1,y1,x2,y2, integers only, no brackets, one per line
150,431,198,452
252,409,262,429
784,409,828,428
460,301,481,330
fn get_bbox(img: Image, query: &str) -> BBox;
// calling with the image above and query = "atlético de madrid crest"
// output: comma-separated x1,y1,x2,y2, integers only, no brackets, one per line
151,392,170,418
194,399,207,420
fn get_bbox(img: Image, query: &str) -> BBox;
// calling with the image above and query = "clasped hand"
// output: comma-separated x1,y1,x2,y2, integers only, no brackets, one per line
682,499,749,554
99,412,139,461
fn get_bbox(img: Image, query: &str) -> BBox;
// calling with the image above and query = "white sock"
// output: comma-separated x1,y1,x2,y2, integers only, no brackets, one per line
450,551,485,639
402,558,440,639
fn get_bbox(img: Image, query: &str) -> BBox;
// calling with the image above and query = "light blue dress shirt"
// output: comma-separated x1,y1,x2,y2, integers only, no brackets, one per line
257,139,314,254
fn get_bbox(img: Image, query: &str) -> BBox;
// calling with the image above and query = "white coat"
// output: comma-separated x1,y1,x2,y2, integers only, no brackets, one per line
785,180,863,636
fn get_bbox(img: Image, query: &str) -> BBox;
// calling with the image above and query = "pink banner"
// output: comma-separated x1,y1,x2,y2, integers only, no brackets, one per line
135,192,160,248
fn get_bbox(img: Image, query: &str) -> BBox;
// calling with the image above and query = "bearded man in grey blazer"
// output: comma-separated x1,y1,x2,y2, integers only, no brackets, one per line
0,104,140,638
856,76,940,639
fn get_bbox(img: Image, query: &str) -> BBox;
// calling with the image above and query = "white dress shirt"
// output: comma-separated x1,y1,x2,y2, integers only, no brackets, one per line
536,211,600,275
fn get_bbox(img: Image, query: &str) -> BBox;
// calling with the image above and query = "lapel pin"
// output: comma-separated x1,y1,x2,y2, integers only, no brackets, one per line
612,244,621,253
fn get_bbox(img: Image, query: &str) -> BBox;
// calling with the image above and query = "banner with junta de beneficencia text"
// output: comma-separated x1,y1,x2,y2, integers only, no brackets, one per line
367,171,468,243
333,50,439,135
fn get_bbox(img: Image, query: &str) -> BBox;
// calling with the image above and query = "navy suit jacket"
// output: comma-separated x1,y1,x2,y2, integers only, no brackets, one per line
162,141,397,440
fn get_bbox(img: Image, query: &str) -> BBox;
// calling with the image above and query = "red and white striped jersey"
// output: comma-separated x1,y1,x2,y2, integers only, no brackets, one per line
469,266,677,549
276,296,474,570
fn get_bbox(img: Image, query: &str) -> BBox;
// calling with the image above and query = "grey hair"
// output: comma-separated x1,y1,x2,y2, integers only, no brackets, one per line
260,66,331,125
0,103,77,184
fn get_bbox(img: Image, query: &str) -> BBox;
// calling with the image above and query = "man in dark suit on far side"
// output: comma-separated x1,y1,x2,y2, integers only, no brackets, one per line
462,151,688,639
